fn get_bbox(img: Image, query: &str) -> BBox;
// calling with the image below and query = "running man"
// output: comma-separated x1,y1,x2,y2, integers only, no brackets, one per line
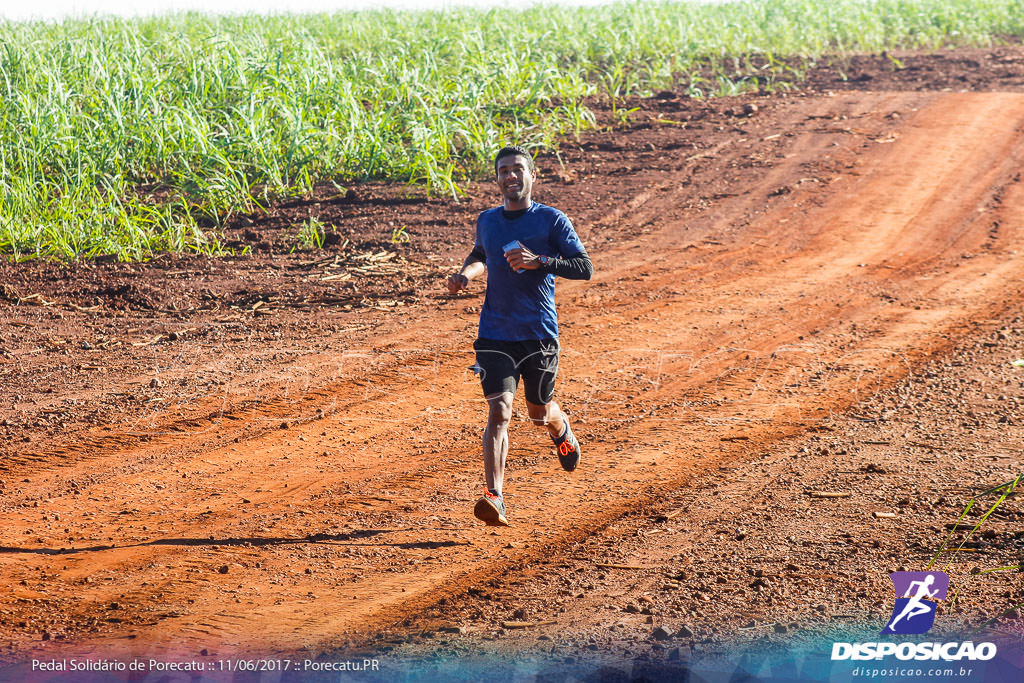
447,145,593,526
886,575,940,632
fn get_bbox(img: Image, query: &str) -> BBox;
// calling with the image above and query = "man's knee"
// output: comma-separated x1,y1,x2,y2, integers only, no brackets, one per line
487,393,514,426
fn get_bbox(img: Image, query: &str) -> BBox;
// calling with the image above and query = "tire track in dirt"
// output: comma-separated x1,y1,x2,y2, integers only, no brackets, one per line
2,91,1024,666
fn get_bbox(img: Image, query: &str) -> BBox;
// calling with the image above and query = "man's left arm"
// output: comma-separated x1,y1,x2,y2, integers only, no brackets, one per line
504,212,594,279
538,252,593,280
544,212,593,280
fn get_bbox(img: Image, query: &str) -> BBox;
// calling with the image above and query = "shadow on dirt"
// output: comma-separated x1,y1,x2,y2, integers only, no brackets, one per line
0,530,468,555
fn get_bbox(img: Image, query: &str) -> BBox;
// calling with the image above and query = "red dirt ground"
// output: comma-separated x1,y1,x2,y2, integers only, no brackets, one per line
2,44,1024,679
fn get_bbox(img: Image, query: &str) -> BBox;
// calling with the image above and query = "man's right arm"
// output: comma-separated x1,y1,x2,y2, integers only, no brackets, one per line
447,245,486,294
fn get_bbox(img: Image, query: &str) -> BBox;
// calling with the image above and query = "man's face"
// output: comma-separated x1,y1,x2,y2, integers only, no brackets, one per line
496,154,534,203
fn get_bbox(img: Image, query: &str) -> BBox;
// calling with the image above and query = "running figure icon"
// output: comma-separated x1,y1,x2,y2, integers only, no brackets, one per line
881,571,949,635
886,575,939,632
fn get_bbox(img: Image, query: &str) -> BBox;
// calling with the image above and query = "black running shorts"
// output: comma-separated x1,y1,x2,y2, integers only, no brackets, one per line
472,338,560,405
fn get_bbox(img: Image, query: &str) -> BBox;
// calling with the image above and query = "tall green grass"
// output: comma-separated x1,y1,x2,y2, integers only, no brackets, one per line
1,0,1022,260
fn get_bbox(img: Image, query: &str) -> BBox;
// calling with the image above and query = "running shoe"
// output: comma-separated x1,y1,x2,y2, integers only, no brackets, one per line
473,490,508,526
553,420,581,472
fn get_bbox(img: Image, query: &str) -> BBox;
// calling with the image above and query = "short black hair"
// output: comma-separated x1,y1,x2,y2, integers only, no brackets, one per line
494,145,534,175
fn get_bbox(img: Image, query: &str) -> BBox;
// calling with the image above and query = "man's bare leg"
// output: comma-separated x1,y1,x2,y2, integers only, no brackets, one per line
526,399,566,438
474,391,514,526
483,392,514,495
526,398,580,472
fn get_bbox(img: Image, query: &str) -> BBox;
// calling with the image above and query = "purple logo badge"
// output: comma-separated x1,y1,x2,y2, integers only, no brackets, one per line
881,571,949,635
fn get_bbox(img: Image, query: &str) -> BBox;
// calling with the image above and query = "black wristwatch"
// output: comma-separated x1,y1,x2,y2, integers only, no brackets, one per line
538,255,552,270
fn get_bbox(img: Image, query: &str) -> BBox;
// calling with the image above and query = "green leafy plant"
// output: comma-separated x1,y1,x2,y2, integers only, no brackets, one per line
295,217,325,250
0,0,1019,260
390,225,411,244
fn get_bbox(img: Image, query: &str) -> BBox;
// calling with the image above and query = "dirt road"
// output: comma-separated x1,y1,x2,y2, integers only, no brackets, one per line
2,48,1024,675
